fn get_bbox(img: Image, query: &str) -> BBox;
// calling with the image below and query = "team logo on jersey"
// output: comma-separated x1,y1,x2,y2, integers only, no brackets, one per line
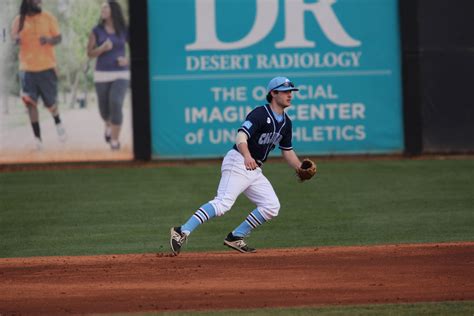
242,120,253,129
267,117,271,124
258,132,282,145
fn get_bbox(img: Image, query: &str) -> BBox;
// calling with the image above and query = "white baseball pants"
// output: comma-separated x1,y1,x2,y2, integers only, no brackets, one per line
209,149,280,220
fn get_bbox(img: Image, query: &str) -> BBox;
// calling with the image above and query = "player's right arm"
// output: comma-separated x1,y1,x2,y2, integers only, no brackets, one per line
236,131,258,170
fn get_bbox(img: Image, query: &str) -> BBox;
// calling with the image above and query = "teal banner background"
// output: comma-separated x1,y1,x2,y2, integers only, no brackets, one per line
148,0,403,158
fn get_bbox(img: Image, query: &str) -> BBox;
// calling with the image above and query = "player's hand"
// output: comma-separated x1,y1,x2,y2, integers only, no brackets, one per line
244,155,258,170
117,56,128,67
101,38,113,52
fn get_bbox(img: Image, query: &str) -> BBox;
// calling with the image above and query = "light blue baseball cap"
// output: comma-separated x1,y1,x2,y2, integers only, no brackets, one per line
267,76,299,93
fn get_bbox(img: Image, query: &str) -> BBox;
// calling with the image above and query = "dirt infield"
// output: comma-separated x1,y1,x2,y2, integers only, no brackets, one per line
1,242,473,315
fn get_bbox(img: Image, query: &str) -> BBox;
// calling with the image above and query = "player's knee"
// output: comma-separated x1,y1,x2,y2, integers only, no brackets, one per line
21,95,37,107
259,200,280,220
209,198,234,216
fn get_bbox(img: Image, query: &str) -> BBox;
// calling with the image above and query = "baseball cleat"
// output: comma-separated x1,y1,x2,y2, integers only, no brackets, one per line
223,232,256,253
170,227,187,255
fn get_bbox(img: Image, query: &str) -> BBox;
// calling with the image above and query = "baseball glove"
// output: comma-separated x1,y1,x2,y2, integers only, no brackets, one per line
296,158,317,182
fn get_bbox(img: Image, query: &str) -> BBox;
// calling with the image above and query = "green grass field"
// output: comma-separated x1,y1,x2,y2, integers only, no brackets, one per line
1,158,473,258
1,157,474,315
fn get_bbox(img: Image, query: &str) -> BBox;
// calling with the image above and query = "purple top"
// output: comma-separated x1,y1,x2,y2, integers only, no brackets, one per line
93,25,129,71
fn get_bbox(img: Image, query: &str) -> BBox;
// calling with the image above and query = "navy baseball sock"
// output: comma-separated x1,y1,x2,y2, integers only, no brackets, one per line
233,208,266,237
181,203,216,235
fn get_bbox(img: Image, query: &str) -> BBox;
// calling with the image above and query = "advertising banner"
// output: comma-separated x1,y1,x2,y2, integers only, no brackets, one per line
0,0,133,164
148,0,403,158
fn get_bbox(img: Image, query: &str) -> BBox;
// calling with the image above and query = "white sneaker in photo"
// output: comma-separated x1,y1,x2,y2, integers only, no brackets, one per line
56,123,67,142
34,137,43,151
110,140,121,151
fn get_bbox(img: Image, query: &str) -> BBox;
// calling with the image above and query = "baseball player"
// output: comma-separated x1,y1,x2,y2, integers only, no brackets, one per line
170,76,310,255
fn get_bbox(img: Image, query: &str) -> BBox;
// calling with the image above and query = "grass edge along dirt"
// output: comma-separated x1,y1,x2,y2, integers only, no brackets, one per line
93,301,474,316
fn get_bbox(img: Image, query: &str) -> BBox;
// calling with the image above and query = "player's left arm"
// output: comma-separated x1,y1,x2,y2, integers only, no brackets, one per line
40,12,61,46
279,118,300,170
281,149,301,170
